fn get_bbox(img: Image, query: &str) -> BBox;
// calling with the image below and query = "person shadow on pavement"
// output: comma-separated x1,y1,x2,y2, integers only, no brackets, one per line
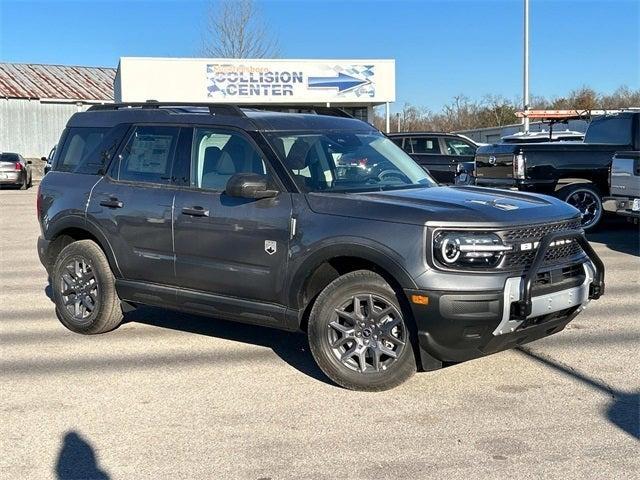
55,431,110,480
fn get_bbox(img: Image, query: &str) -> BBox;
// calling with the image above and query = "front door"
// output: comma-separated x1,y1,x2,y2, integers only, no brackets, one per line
173,127,292,307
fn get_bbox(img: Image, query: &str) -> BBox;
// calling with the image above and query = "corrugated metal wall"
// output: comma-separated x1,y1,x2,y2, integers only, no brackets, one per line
0,99,90,158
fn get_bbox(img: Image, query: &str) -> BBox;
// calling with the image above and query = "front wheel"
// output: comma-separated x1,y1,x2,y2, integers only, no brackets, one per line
308,270,417,391
52,240,123,334
557,184,603,231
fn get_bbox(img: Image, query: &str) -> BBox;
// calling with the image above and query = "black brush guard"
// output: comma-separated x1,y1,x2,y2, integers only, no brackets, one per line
512,231,605,320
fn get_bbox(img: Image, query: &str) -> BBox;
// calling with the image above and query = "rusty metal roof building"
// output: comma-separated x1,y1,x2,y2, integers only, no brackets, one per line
0,62,115,101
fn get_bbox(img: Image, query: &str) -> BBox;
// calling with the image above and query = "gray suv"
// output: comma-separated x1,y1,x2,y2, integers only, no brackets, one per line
37,103,604,391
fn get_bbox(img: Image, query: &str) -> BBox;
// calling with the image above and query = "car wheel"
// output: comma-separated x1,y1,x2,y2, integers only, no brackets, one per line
19,175,28,190
557,184,603,231
52,240,123,334
27,175,33,188
308,270,417,391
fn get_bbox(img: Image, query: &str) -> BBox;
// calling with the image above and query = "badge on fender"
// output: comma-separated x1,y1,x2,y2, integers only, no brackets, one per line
265,240,277,255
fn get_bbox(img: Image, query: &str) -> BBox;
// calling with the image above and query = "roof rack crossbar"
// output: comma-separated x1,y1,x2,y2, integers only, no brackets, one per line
87,101,246,117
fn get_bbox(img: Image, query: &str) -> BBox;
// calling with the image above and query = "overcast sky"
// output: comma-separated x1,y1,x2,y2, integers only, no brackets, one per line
0,0,638,111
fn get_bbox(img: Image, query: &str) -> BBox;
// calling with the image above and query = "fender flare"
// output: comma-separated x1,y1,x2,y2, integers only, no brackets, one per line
46,216,123,278
287,238,418,309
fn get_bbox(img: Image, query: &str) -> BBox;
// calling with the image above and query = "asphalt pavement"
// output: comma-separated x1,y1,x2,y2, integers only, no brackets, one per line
1,187,638,480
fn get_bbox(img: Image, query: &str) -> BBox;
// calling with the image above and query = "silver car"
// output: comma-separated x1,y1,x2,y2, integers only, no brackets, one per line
0,152,33,189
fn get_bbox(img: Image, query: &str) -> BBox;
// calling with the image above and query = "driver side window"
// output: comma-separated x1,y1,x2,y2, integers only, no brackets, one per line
192,128,268,191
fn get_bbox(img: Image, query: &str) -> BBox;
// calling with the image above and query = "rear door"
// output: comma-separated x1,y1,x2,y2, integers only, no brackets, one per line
88,125,188,286
404,136,450,183
173,126,292,308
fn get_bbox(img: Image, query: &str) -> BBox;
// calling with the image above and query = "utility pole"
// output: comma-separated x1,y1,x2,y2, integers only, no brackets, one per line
523,0,530,133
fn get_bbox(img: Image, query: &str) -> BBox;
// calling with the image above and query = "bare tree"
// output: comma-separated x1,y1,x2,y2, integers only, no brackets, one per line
201,0,280,58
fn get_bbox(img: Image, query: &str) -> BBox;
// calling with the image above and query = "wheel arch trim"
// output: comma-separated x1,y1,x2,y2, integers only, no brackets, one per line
45,216,122,278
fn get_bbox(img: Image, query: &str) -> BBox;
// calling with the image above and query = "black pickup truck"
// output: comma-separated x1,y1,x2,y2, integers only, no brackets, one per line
474,111,640,229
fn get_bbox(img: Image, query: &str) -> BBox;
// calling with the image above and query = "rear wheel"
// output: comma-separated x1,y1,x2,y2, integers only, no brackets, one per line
19,175,28,190
52,240,123,334
308,270,416,391
557,184,603,230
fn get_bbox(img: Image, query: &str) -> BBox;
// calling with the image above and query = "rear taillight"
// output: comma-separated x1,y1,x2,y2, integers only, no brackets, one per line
15,162,23,171
358,158,368,167
513,153,526,179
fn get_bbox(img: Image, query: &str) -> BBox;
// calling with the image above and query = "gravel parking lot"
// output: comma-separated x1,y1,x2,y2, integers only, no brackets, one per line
1,187,638,480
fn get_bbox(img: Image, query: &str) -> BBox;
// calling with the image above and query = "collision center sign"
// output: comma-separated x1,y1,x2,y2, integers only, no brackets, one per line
115,57,395,104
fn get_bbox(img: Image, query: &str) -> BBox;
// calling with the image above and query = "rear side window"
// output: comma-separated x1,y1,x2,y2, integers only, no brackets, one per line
585,114,633,145
408,137,441,154
56,127,109,173
117,126,180,184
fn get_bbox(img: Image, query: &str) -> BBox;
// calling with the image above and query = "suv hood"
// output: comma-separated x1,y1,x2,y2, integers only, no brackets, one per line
306,186,581,226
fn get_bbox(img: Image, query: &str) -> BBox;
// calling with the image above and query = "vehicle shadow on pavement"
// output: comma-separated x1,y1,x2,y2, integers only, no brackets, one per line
123,306,335,386
588,217,640,256
55,431,110,480
516,347,639,440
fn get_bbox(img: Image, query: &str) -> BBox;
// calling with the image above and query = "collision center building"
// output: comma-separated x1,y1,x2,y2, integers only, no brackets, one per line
115,57,395,124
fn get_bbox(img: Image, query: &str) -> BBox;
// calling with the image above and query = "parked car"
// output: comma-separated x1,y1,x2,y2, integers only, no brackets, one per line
37,102,604,391
603,150,640,222
41,145,56,175
474,111,640,230
0,152,33,189
387,132,479,184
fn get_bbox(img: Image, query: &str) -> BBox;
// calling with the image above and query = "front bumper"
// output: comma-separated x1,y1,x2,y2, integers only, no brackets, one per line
603,196,640,219
407,231,605,365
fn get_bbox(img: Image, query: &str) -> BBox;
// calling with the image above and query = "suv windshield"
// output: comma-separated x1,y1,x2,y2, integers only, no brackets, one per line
267,131,435,192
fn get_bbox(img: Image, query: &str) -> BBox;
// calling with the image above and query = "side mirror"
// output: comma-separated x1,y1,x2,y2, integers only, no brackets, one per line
226,173,278,199
27,160,33,165
40,157,47,162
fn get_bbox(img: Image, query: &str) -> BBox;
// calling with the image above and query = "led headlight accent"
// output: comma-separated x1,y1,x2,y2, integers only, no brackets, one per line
434,232,512,269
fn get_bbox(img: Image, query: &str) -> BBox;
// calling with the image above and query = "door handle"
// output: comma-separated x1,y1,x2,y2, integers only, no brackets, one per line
100,197,123,209
181,206,209,217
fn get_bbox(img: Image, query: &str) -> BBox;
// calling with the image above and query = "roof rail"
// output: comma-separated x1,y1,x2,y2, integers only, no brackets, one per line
87,101,246,117
240,105,354,119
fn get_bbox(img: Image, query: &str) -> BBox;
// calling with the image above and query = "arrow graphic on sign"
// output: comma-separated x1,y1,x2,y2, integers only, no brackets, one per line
307,72,369,92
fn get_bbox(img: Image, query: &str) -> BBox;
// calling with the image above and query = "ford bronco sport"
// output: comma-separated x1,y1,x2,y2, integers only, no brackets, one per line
37,102,605,391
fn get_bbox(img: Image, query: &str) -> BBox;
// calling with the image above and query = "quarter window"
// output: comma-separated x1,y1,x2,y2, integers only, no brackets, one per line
56,127,109,173
192,128,268,191
117,126,180,184
444,138,476,156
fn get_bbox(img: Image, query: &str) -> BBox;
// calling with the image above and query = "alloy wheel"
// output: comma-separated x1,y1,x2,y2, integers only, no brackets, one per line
59,257,99,321
327,294,407,373
566,189,601,228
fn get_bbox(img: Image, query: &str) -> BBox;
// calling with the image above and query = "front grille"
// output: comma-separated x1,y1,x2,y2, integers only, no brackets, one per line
502,219,582,242
498,219,585,270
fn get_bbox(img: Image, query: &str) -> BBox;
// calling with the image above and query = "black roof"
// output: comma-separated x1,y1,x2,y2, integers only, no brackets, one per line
68,103,375,133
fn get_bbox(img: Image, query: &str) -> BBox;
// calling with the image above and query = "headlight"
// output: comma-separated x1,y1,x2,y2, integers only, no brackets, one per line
433,232,512,269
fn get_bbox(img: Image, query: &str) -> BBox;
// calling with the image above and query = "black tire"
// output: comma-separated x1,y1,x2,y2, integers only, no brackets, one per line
52,240,123,334
308,270,417,391
19,174,28,190
27,175,33,188
556,183,603,231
